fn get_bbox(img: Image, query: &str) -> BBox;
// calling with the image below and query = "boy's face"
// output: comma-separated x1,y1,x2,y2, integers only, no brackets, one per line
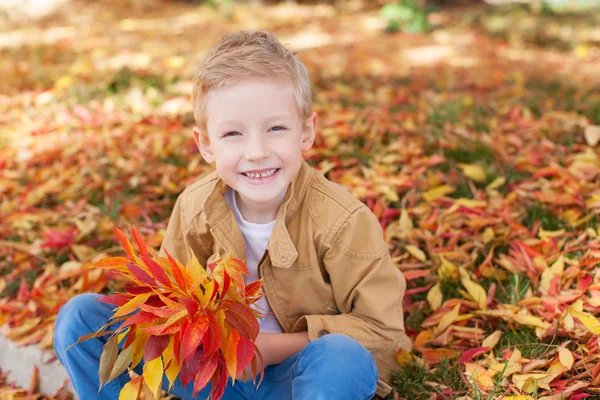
193,79,317,219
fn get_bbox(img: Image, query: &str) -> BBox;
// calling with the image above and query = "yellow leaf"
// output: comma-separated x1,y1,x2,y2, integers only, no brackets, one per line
427,282,443,311
481,330,502,350
405,245,427,261
458,163,487,183
54,75,75,91
119,376,143,400
489,348,522,377
143,356,163,400
438,255,457,280
454,198,487,208
512,314,548,329
165,358,179,391
538,228,566,241
422,185,455,202
503,397,534,400
396,349,412,366
187,247,208,287
486,176,506,191
569,308,600,334
558,347,574,369
112,293,152,319
482,228,495,244
465,363,496,389
461,278,487,310
399,209,413,238
539,255,564,292
437,303,460,333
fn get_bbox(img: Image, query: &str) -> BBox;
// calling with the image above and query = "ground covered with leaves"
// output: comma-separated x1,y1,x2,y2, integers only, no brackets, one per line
1,0,600,398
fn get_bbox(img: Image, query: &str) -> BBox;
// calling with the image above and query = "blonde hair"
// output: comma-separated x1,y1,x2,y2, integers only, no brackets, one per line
192,30,312,139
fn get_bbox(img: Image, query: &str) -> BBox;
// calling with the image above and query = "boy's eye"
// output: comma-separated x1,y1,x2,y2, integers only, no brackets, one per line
271,126,287,132
223,131,240,137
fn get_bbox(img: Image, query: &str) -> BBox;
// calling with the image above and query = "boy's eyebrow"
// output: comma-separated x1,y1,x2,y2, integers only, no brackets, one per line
219,115,292,126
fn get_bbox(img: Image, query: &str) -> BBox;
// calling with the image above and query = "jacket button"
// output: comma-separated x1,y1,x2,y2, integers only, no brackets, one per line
318,329,330,337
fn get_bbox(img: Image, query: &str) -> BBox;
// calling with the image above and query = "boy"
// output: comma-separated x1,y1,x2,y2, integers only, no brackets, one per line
54,30,411,399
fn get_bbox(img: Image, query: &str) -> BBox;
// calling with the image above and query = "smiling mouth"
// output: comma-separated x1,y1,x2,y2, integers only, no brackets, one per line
241,168,281,178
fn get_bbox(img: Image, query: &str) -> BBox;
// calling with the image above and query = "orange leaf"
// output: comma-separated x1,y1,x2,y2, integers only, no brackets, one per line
245,280,263,298
113,226,136,259
130,226,148,257
225,330,241,379
167,249,192,292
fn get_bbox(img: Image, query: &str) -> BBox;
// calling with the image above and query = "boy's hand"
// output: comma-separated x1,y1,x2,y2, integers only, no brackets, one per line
235,332,310,382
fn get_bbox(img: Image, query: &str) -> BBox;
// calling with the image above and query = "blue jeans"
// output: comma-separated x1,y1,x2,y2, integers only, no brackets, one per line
54,293,378,399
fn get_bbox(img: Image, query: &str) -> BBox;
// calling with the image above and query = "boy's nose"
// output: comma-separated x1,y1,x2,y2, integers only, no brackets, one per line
244,136,270,161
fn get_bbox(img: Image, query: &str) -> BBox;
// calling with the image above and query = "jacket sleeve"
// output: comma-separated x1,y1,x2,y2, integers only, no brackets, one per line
292,205,408,349
158,191,213,269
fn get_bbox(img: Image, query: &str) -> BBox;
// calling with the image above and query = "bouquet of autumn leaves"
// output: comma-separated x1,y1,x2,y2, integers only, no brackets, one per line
76,226,265,400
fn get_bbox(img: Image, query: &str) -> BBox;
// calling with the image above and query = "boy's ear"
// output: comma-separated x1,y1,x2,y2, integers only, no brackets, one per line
300,111,318,152
193,126,215,164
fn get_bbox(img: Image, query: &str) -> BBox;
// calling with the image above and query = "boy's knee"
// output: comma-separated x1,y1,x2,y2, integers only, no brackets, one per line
312,333,364,353
54,293,103,343
309,334,375,368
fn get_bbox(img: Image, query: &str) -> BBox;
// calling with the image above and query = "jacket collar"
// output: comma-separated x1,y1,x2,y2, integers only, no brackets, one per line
203,159,313,268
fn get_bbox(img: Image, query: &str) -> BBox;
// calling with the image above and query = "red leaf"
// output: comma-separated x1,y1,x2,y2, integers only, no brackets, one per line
179,350,201,389
210,280,220,303
17,278,30,301
221,270,231,297
124,286,153,295
41,228,77,249
181,313,209,363
96,294,130,307
459,347,490,364
142,315,186,336
578,275,593,292
173,330,182,365
210,355,228,400
142,255,172,288
130,226,148,257
113,226,136,258
126,263,156,286
181,297,199,317
225,303,259,340
203,310,222,358
143,335,169,363
192,352,219,397
236,335,255,373
118,311,158,332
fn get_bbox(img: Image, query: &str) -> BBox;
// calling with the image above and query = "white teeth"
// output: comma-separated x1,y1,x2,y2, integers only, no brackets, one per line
245,169,277,179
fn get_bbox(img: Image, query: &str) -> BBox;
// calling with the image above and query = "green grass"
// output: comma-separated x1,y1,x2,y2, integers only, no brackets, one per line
522,203,564,231
404,306,431,332
488,273,532,305
494,321,558,359
389,358,469,400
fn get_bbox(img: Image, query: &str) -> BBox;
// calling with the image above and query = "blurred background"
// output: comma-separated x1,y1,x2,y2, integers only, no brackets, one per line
1,0,600,399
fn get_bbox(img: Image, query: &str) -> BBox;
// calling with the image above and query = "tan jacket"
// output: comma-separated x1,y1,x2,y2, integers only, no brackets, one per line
158,159,411,397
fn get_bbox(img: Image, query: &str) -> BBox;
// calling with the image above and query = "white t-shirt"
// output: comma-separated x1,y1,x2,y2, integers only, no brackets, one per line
224,187,284,334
